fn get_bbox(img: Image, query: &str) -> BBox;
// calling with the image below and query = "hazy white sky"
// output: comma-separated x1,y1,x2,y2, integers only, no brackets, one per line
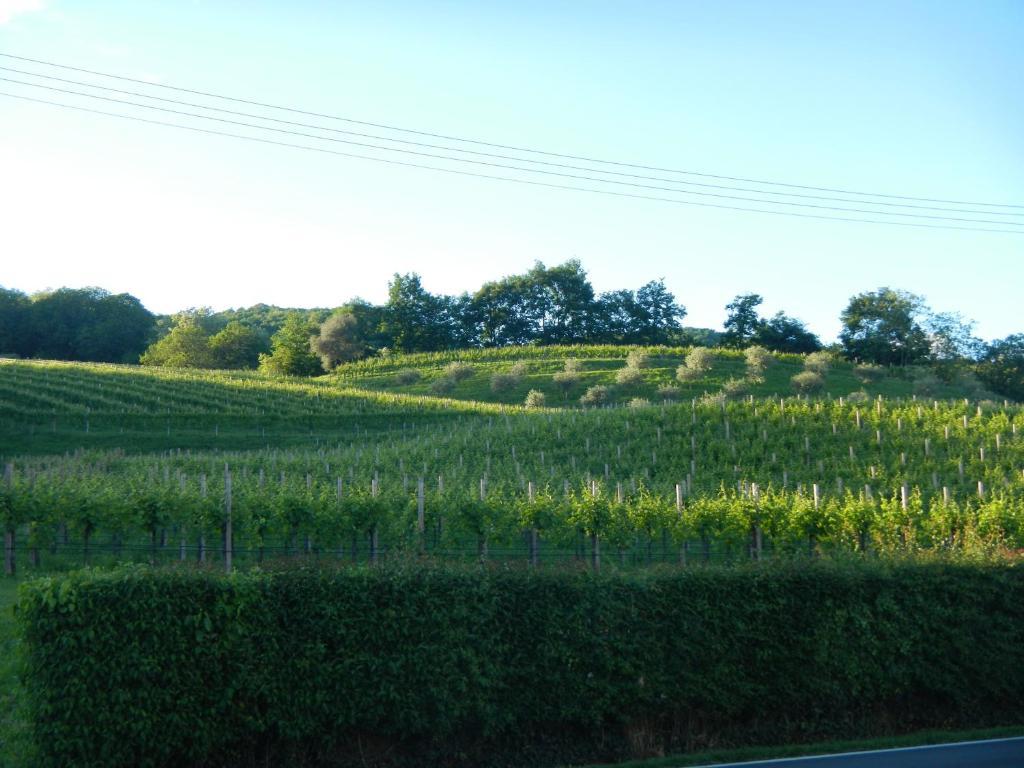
1,1,1022,340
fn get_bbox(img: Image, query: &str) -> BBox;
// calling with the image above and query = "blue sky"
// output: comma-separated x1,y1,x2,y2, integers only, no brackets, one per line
1,0,1021,341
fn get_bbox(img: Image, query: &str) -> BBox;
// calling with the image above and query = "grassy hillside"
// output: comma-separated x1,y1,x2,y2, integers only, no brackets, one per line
331,345,989,406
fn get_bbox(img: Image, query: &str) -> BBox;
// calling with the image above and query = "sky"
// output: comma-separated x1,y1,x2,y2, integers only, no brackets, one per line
1,0,1022,342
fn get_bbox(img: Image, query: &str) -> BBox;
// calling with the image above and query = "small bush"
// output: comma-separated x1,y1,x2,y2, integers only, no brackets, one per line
656,384,681,401
615,365,644,386
675,364,701,384
846,390,870,403
791,370,825,394
430,377,456,394
627,397,651,409
720,377,749,399
491,373,519,393
744,345,773,376
552,371,580,398
444,361,475,382
524,389,546,408
393,368,421,386
562,358,583,373
625,350,651,369
580,384,611,406
854,363,885,384
508,361,528,377
804,351,833,375
684,346,715,373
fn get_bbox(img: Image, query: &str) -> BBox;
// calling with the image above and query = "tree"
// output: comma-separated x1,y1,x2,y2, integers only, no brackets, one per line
28,287,154,362
752,312,821,353
925,312,983,381
529,260,596,344
139,311,214,368
839,288,930,366
310,311,365,370
258,313,323,376
208,321,267,369
976,335,1024,401
721,294,763,348
381,274,459,352
0,287,29,356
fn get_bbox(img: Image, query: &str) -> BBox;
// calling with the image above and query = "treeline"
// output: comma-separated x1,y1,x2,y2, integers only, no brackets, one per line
0,287,153,363
2,261,1022,400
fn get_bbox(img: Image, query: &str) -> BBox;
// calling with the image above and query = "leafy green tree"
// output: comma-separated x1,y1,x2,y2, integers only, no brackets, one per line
311,311,365,370
139,311,214,368
839,288,930,366
752,312,821,353
0,287,30,356
721,294,763,347
926,311,984,381
382,273,459,352
976,334,1024,401
258,313,323,376
208,321,267,369
28,287,154,362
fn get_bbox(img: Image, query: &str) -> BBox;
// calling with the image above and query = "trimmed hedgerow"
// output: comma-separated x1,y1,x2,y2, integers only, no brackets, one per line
17,561,1024,768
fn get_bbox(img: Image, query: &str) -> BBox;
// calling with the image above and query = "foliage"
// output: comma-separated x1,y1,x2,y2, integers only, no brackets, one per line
804,351,833,375
208,321,267,369
524,389,546,408
393,368,422,386
791,371,825,394
580,384,611,406
258,314,323,377
744,345,773,377
722,294,763,347
444,361,475,382
139,310,215,369
310,311,366,370
615,365,644,387
752,312,822,354
18,563,1024,767
854,364,885,384
840,288,930,366
977,335,1024,401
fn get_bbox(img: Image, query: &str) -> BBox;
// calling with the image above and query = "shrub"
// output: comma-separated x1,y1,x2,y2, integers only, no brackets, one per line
552,371,580,398
20,564,1024,768
430,377,456,394
675,364,701,384
744,345,773,376
491,373,519,393
791,370,825,394
394,368,421,386
854,363,885,384
524,389,546,408
562,358,582,373
580,384,611,406
720,377,749,399
846,390,870,403
656,384,681,401
804,351,833,375
508,361,528,377
684,346,715,373
627,397,651,409
625,350,651,369
615,365,644,386
444,361,475,382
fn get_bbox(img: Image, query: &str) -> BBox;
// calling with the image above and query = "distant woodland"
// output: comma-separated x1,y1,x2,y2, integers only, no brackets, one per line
1,260,1021,399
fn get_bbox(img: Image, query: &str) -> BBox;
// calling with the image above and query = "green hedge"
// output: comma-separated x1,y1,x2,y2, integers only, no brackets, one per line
17,561,1024,767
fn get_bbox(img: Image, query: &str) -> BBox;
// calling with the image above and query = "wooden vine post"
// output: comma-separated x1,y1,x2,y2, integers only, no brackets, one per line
4,463,14,577
224,465,233,574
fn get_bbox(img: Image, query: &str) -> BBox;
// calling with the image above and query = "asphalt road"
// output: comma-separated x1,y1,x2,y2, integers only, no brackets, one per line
696,736,1024,767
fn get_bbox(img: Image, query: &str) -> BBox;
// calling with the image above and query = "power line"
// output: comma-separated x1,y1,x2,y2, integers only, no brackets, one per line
2,50,1021,211
3,89,1022,236
3,76,1021,229
2,64,1019,219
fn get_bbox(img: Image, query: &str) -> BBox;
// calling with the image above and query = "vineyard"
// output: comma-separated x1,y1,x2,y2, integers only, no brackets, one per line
1,356,1022,572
